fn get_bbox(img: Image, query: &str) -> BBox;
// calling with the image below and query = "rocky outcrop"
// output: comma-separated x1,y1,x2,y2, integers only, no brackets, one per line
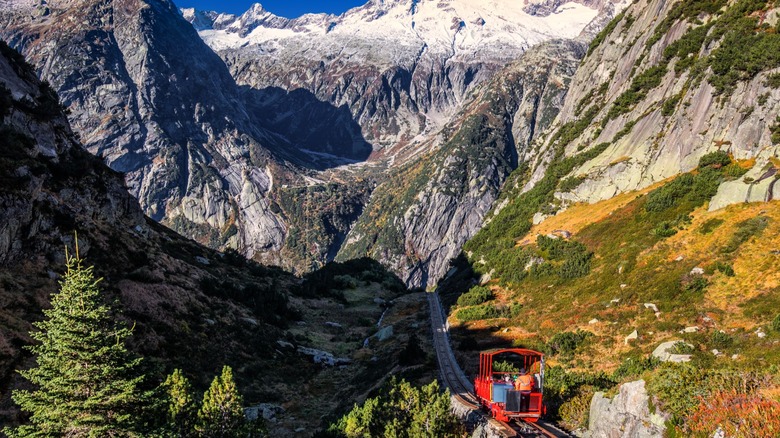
531,0,780,213
583,380,666,438
0,0,300,263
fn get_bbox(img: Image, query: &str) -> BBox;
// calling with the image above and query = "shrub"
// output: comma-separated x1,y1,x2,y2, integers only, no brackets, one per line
559,176,586,192
721,216,769,253
698,151,731,169
456,285,493,306
493,360,519,373
559,250,593,279
612,356,661,380
698,218,724,234
710,331,733,349
645,173,695,212
662,93,682,116
711,261,735,277
771,116,780,144
772,314,780,332
455,304,496,322
721,163,749,179
544,366,615,420
558,387,594,431
669,341,695,355
548,330,592,356
681,274,708,295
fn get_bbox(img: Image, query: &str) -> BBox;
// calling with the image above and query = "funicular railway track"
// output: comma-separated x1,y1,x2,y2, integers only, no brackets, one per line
427,291,571,438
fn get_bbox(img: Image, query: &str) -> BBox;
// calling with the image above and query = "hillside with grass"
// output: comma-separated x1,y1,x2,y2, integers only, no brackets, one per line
443,151,780,434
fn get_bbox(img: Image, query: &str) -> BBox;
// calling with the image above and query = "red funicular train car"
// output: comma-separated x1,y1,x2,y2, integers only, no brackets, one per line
474,348,546,422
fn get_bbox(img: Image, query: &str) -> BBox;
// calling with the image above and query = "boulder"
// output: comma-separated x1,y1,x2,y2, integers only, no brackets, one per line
583,380,666,438
624,330,638,345
374,325,394,342
245,403,284,422
297,346,351,366
652,341,692,363
690,267,705,275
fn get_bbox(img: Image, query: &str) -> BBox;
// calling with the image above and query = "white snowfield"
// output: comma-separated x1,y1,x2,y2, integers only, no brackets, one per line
182,0,600,67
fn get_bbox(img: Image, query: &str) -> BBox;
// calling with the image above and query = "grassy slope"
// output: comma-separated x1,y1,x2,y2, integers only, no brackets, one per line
445,158,780,431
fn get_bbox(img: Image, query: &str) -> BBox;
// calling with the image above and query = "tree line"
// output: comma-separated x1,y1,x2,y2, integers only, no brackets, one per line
4,248,263,437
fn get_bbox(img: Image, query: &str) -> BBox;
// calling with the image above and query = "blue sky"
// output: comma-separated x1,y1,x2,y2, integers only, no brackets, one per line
178,0,367,17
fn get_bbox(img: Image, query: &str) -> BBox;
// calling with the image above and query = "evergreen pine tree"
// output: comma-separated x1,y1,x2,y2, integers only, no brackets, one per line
4,248,144,437
197,366,246,437
161,369,198,437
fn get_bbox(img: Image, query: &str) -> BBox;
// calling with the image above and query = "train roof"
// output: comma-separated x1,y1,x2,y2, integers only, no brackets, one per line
479,348,545,358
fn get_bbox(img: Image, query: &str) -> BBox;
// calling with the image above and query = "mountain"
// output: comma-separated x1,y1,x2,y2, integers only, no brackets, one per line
0,0,317,267
522,0,780,213
2,0,625,286
186,0,616,158
336,38,586,286
441,0,780,432
0,42,430,434
181,0,625,285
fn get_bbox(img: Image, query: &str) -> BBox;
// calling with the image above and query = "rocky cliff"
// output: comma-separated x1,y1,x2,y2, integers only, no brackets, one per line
184,0,626,285
337,39,586,286
0,0,305,264
0,38,294,417
529,0,780,214
584,380,666,438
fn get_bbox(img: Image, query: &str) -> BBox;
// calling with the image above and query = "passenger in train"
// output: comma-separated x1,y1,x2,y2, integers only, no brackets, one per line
514,368,534,411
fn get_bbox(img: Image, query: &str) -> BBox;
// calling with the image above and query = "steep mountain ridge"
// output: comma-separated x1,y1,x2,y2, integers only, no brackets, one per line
337,39,586,286
0,0,304,265
523,0,780,215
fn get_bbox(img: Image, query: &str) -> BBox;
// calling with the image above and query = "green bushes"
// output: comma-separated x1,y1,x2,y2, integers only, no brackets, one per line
653,214,692,238
612,355,661,380
680,274,708,295
645,154,731,213
662,93,682,116
547,330,592,356
698,218,724,234
698,151,732,168
329,378,463,438
721,216,769,253
544,366,615,421
559,176,585,192
606,65,667,120
648,364,768,427
587,10,626,56
771,116,780,144
772,314,780,332
645,173,696,212
455,303,522,322
535,235,594,279
710,330,733,349
493,360,520,373
456,285,493,306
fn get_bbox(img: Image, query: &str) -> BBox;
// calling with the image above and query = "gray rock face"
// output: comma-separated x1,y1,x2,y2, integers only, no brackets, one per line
584,380,666,438
0,0,292,262
337,39,587,286
534,0,780,212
